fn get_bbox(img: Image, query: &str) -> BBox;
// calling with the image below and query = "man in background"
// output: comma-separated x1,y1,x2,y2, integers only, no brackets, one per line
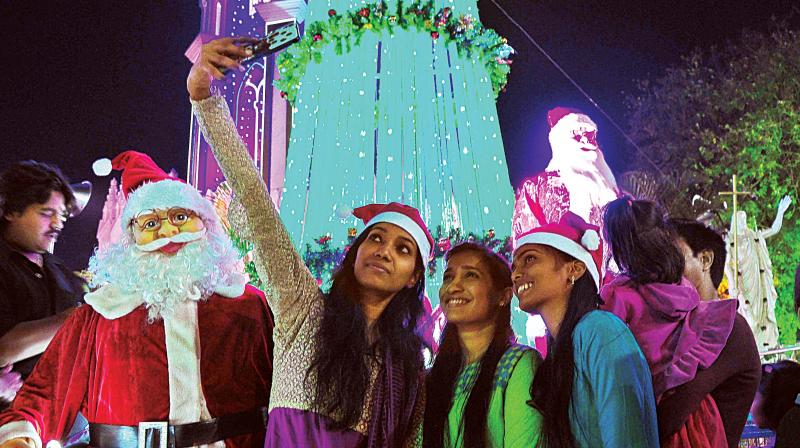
0,161,84,408
669,218,727,301
663,217,761,447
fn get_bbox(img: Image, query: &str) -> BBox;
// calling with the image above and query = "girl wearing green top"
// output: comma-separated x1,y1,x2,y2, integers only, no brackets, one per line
424,242,543,448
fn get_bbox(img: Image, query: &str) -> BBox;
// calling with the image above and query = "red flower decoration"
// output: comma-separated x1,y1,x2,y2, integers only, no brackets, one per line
358,7,370,17
431,31,440,40
279,91,287,98
313,33,323,42
328,9,336,16
437,237,451,252
318,235,332,244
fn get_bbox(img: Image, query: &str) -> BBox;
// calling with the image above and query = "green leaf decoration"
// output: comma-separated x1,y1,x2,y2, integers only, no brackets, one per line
274,1,514,104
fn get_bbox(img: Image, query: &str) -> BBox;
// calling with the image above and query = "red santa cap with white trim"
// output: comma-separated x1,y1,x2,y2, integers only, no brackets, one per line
513,212,603,288
547,106,585,128
98,151,220,232
353,202,434,261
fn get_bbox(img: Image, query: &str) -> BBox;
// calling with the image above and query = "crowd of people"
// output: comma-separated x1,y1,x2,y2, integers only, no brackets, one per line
0,36,798,448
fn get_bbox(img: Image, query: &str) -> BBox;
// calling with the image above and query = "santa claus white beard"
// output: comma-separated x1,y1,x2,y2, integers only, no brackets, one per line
88,227,244,321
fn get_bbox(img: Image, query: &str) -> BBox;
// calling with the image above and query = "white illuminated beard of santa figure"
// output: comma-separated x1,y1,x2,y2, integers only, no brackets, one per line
546,114,618,218
89,225,243,321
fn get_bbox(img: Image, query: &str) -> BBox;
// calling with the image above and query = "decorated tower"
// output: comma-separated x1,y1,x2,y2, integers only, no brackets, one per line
186,0,517,312
272,0,516,299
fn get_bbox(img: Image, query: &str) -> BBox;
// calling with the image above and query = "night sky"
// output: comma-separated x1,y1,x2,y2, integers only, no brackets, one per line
1,0,797,269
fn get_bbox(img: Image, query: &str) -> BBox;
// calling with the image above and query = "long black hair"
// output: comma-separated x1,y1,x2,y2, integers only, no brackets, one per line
758,360,800,430
529,251,601,448
603,196,684,285
307,225,426,429
424,242,515,448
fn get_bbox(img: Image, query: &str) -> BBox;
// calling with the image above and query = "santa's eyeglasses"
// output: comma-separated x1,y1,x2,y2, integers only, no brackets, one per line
130,207,197,232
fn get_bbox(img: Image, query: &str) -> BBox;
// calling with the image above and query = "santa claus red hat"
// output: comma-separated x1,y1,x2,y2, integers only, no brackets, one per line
513,212,603,288
111,150,184,196
547,106,585,128
103,151,220,232
353,202,433,261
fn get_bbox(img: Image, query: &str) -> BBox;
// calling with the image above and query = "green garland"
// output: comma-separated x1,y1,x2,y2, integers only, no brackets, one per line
299,227,512,282
229,229,263,289
427,226,513,278
231,226,512,288
274,0,514,104
302,233,356,285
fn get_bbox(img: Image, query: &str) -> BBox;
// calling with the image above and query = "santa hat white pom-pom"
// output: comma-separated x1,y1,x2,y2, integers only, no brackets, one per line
335,204,353,220
92,158,112,176
581,229,600,251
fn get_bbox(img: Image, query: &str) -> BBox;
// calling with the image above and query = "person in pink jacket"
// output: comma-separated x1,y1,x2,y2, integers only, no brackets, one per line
601,197,751,447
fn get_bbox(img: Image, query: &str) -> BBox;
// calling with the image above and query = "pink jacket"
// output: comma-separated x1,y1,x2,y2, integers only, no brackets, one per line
600,275,738,398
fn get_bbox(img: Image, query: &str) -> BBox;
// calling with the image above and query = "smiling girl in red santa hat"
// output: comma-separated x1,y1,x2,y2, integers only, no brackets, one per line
511,212,658,447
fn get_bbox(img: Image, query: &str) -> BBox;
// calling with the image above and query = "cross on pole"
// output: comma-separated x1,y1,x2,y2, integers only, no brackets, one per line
719,175,751,293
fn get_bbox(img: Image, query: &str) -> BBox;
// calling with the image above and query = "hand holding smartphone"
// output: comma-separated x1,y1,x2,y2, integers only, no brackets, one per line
239,20,301,66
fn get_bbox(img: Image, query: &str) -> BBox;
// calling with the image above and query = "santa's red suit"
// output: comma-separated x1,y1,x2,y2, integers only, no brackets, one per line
0,286,272,448
0,151,274,448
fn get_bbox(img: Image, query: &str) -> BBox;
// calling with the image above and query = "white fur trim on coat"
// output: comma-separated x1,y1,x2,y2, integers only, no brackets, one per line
84,284,142,320
84,274,247,320
0,421,42,448
163,301,225,447
213,273,248,298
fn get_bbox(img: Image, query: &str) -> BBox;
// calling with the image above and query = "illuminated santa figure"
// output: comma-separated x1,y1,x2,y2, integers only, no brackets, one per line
0,151,273,448
512,108,619,346
513,107,619,236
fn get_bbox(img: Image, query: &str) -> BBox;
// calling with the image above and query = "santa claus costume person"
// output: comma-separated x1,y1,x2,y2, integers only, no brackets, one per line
0,151,274,448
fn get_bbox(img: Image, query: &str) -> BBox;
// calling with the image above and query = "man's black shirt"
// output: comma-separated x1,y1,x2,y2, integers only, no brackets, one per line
0,238,84,379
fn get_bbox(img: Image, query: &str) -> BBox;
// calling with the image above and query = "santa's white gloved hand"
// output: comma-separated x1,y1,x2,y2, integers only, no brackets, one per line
0,364,22,403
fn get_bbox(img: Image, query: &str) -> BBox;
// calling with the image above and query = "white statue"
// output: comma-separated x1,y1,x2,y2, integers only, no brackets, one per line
725,195,792,350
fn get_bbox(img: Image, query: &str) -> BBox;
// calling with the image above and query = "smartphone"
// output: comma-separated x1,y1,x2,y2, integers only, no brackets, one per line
240,20,301,65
